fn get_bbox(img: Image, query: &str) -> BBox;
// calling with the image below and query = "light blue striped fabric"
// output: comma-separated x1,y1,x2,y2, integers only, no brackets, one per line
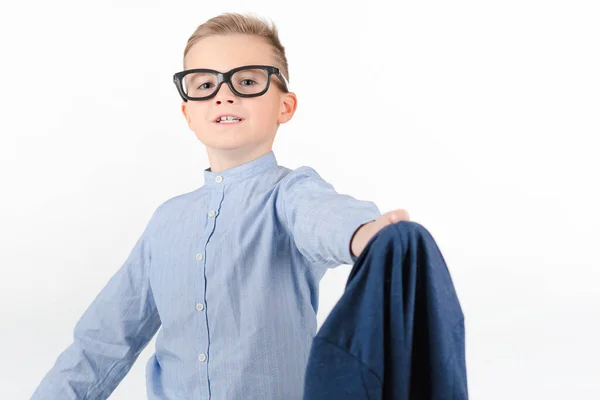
31,150,381,400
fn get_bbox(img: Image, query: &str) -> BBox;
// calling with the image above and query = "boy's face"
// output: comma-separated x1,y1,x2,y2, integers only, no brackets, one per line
181,34,297,160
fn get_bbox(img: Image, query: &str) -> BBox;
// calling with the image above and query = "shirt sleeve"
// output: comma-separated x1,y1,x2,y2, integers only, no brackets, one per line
31,208,162,400
278,166,382,267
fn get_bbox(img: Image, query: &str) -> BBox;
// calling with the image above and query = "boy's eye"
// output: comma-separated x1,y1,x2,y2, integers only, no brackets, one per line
198,82,215,90
239,79,257,86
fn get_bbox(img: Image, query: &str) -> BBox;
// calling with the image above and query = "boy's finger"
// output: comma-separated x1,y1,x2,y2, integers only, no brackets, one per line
389,209,410,223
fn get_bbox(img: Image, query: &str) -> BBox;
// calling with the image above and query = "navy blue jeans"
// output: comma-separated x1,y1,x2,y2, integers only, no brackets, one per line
303,221,468,399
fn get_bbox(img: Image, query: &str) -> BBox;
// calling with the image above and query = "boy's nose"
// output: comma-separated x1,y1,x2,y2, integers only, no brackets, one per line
214,83,236,104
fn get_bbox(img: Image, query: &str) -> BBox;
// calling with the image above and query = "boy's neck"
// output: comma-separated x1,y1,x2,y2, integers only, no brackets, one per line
206,145,274,173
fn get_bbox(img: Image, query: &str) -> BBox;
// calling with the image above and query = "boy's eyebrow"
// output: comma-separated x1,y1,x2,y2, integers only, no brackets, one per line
185,65,274,73
186,70,216,76
184,67,216,72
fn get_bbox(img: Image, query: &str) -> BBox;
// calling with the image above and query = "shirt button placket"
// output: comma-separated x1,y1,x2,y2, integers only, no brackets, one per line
195,174,221,376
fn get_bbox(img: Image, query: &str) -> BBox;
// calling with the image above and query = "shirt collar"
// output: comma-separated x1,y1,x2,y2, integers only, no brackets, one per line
203,150,278,187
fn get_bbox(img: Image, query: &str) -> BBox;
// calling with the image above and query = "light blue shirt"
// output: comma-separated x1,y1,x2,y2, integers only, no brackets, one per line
31,151,381,400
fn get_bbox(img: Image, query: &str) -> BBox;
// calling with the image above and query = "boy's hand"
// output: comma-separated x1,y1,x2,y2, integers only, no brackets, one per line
350,209,411,259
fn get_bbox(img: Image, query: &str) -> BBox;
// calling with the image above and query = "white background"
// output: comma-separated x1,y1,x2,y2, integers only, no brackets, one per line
1,1,598,399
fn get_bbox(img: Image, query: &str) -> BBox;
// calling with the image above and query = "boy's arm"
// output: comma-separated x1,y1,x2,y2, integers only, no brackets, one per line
278,166,382,267
31,210,162,400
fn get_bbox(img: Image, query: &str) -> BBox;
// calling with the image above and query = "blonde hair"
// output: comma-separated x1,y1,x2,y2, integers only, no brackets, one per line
183,12,290,83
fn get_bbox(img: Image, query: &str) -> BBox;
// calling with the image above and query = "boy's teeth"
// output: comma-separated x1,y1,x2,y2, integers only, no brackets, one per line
219,115,240,122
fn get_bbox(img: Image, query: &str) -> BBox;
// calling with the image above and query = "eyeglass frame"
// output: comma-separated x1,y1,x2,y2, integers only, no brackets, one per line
173,64,290,102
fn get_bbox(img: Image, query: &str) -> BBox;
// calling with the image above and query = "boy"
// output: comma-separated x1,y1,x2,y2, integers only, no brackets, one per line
31,12,410,400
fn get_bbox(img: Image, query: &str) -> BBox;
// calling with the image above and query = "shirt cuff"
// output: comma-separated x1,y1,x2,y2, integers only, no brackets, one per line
342,207,381,265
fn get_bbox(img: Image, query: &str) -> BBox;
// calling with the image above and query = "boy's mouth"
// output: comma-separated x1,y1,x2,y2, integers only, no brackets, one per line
214,114,245,124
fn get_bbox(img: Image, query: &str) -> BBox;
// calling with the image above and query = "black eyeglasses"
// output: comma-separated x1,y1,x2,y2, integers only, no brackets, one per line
173,65,289,102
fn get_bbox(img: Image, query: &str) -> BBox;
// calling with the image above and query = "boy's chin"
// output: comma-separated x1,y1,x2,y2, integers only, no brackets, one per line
198,135,256,151
193,127,275,150
195,128,245,141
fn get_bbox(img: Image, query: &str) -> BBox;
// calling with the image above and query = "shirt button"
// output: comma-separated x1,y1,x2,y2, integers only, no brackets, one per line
215,176,223,183
196,253,204,261
198,353,207,362
208,210,217,218
196,303,205,311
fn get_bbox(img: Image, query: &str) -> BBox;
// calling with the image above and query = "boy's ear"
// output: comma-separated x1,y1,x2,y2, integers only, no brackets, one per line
181,102,192,124
278,91,297,124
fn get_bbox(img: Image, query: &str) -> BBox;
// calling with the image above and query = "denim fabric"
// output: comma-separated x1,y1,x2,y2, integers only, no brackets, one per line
303,221,468,400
